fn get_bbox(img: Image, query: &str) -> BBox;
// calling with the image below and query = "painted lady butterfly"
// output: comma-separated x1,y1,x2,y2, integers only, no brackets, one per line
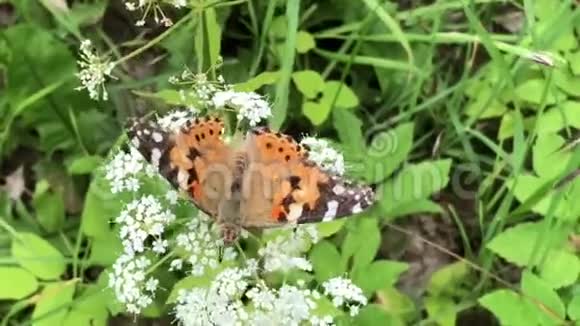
127,114,375,244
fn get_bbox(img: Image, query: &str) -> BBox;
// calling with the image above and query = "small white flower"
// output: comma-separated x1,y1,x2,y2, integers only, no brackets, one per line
300,137,345,175
104,147,155,194
247,283,319,325
169,259,183,271
165,189,179,205
212,90,271,127
152,238,168,254
259,225,318,273
175,212,236,276
174,287,247,326
322,277,367,316
115,195,176,254
75,39,116,101
123,0,183,26
108,253,158,314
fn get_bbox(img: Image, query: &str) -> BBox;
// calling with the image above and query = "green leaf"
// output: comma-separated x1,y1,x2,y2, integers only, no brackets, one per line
234,71,280,92
0,267,39,299
379,159,451,218
195,8,221,71
553,69,580,96
569,51,580,75
364,122,414,183
303,100,330,126
332,108,365,158
533,133,570,179
354,304,405,326
353,260,408,295
12,232,66,280
509,174,570,219
567,294,580,320
487,222,541,267
521,270,565,322
296,31,316,53
33,181,65,233
32,282,75,326
81,180,122,239
292,70,325,99
425,296,456,326
310,240,344,282
427,262,468,296
323,81,359,109
342,218,380,272
479,289,539,326
88,231,123,266
515,79,560,105
464,86,507,119
63,285,108,326
67,155,103,175
533,102,580,134
316,219,346,238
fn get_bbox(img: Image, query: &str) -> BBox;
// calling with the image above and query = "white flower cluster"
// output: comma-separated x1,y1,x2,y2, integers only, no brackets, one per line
108,254,159,314
300,137,345,175
124,0,186,27
75,40,115,101
170,71,226,107
104,147,155,193
174,212,236,276
116,195,176,255
174,264,336,326
212,90,272,127
258,225,319,273
322,277,368,316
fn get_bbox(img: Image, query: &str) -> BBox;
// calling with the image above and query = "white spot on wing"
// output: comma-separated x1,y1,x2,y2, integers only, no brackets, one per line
351,203,362,214
177,169,188,190
332,184,345,195
287,203,303,221
152,132,163,143
151,148,161,168
323,200,339,221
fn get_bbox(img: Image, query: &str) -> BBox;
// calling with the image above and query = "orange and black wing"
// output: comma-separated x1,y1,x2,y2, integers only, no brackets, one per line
239,128,374,227
127,114,233,218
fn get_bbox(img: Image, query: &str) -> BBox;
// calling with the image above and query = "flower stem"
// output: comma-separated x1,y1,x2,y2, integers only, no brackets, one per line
114,12,194,65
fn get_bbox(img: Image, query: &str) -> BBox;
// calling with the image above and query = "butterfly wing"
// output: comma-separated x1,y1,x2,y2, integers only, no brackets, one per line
239,128,374,227
127,115,233,218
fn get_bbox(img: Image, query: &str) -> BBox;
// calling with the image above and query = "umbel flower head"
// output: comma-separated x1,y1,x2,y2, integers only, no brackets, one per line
75,40,116,101
124,0,187,27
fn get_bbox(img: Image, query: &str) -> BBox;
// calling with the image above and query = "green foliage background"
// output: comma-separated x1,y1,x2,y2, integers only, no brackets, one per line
0,0,579,325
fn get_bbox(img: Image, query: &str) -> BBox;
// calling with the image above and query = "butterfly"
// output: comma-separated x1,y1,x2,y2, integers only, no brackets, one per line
127,113,375,244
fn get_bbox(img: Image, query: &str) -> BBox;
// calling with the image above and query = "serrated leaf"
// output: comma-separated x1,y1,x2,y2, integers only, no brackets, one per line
379,159,451,218
12,232,66,280
534,102,580,134
296,30,316,53
487,222,540,267
533,133,570,179
553,69,580,96
310,240,344,282
521,270,565,323
67,155,103,175
32,282,75,326
509,174,570,219
0,267,38,299
292,70,325,99
354,305,404,326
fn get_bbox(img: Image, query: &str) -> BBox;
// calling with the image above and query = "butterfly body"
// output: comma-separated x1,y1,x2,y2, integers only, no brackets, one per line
128,114,374,244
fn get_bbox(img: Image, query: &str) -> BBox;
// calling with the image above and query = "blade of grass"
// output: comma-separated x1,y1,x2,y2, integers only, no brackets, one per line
270,0,300,130
360,0,414,66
